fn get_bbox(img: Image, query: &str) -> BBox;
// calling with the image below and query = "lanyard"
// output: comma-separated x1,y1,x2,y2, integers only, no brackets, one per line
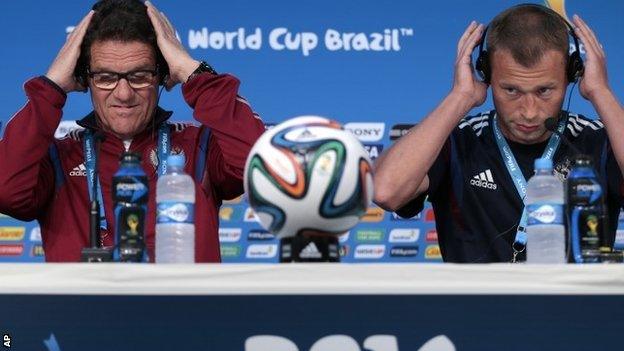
83,124,171,234
491,113,566,261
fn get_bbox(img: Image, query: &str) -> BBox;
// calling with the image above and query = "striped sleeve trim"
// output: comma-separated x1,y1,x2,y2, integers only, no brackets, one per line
566,113,604,137
458,111,491,136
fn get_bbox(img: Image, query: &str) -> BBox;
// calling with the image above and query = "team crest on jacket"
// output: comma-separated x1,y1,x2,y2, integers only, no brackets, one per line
149,146,186,169
554,157,572,182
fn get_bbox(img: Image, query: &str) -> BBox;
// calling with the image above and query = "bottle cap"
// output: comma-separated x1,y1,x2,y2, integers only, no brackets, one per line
167,154,185,168
574,155,593,166
534,158,552,170
120,152,141,163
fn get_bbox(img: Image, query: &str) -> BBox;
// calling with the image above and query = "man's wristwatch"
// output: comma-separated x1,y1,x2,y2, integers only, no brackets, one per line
185,61,217,83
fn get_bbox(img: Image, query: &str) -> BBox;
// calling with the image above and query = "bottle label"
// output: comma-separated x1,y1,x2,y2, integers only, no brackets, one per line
571,206,603,250
113,175,149,204
568,177,603,206
157,202,195,224
527,204,564,225
115,205,147,262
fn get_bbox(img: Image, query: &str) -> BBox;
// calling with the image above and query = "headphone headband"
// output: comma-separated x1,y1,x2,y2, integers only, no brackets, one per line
474,3,584,84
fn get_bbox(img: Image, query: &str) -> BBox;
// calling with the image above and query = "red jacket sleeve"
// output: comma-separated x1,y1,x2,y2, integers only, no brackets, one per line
182,73,265,200
0,77,65,220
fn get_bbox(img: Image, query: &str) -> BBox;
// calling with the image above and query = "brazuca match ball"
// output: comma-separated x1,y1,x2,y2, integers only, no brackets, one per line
244,116,374,238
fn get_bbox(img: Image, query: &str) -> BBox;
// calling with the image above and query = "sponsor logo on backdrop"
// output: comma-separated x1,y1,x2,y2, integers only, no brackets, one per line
0,227,25,241
338,231,350,243
220,244,242,258
363,144,384,161
0,244,24,256
390,246,419,257
389,124,415,141
354,244,386,259
615,230,624,248
244,207,260,222
339,245,350,257
425,244,442,259
390,212,421,221
219,228,242,243
30,227,42,242
245,334,456,351
186,27,414,57
544,1,587,57
246,244,278,259
31,244,45,257
426,230,438,242
219,206,242,221
344,123,385,142
362,207,384,222
389,228,419,243
424,208,436,222
223,195,243,205
248,230,276,241
356,229,384,242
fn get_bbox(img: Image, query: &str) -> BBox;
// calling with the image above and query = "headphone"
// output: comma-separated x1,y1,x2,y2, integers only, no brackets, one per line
474,3,584,85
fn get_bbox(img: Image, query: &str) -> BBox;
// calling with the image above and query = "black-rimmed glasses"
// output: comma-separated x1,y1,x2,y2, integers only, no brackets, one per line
87,68,159,90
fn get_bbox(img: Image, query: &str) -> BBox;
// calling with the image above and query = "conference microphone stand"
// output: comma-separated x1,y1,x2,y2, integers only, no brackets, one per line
80,133,113,262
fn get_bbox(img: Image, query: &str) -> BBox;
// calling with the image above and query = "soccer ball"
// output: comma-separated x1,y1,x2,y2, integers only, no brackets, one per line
244,116,374,238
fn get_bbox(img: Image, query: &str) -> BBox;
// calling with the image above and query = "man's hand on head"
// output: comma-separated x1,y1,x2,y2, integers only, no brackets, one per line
572,14,611,102
451,21,488,110
145,1,200,91
45,10,95,93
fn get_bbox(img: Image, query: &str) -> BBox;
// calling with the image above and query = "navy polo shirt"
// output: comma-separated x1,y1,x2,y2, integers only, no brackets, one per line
397,110,623,263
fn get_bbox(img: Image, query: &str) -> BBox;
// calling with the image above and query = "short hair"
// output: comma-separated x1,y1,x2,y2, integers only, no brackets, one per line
487,4,569,67
76,0,166,77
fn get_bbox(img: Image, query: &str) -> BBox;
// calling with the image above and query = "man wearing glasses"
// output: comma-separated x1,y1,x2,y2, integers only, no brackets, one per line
0,0,265,262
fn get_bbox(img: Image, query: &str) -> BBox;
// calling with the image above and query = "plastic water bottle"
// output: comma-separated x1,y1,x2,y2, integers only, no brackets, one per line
525,158,566,263
155,154,195,263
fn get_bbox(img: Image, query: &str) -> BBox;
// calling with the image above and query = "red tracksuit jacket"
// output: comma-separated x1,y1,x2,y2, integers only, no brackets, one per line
0,73,265,262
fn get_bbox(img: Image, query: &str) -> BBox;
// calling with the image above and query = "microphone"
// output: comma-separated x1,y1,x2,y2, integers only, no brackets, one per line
81,131,113,262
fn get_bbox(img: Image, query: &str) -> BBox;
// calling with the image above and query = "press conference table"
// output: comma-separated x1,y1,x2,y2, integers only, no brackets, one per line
1,264,623,350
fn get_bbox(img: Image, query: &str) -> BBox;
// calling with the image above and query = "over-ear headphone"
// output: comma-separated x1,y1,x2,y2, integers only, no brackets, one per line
474,3,584,85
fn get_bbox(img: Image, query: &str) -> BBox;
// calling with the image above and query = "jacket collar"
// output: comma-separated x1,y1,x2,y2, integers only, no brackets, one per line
76,106,173,133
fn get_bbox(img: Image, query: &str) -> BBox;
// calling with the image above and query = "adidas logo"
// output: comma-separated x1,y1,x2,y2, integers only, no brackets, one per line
470,169,498,190
69,163,87,177
299,242,322,259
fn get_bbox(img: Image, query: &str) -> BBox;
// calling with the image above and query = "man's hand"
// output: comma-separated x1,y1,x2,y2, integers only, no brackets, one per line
572,15,611,102
451,21,488,109
145,1,200,91
45,10,94,93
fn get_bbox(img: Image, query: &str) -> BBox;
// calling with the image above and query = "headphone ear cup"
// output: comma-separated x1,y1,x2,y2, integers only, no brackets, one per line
475,50,490,84
567,51,584,83
73,64,88,90
158,62,169,86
